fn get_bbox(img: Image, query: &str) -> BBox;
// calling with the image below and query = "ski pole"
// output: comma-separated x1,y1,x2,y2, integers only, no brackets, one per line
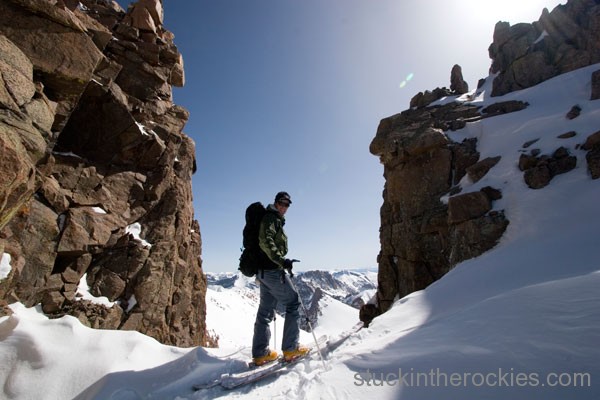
285,267,326,369
273,312,277,352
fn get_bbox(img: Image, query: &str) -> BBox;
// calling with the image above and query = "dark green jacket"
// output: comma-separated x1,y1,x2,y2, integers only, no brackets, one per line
258,204,288,268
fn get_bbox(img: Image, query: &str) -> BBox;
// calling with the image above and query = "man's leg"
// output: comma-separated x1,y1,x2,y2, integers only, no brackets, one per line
281,292,300,352
252,278,277,358
258,270,301,352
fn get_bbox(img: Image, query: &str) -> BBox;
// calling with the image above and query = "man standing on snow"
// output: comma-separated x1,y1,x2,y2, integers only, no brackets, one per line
251,191,309,366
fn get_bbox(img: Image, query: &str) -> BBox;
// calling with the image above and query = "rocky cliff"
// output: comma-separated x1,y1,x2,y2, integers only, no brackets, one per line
362,0,600,324
0,0,210,347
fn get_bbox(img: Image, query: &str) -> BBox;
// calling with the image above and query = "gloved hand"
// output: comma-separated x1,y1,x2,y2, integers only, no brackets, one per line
283,259,300,275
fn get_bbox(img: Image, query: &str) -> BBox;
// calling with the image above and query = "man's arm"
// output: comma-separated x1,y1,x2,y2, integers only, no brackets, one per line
259,214,285,267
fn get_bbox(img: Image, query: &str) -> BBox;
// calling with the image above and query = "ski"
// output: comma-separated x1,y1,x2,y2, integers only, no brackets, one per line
221,334,328,390
191,358,277,390
220,355,308,389
192,323,364,391
191,357,280,390
193,335,328,391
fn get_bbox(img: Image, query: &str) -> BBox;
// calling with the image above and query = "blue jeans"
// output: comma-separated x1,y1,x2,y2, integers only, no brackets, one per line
252,269,300,357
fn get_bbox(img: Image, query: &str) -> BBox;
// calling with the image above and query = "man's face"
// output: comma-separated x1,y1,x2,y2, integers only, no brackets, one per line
275,201,290,216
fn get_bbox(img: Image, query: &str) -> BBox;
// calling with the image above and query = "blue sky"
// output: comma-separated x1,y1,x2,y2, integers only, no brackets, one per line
121,1,564,273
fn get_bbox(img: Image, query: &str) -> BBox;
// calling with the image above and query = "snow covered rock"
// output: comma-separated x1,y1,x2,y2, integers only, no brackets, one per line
368,0,600,325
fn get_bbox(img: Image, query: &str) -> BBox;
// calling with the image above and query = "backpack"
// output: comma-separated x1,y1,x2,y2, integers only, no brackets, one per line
238,202,267,277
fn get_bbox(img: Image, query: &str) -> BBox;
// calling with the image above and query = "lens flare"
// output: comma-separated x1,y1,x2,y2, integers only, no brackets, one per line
399,72,414,89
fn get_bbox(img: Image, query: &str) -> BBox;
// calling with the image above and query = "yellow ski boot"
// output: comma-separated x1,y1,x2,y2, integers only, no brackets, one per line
253,350,278,366
283,345,310,362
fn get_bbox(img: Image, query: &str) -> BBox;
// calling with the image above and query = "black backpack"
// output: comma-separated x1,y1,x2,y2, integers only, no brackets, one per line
238,202,267,277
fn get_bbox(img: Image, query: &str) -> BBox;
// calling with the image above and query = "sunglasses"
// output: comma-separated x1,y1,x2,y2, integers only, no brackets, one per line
278,201,291,208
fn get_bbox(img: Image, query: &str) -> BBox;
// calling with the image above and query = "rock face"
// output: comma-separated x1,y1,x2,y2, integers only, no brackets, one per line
0,0,209,347
364,0,599,324
368,100,510,315
489,0,600,96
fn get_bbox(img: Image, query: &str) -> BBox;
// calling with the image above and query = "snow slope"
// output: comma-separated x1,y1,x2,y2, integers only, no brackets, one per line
1,64,599,399
204,274,261,348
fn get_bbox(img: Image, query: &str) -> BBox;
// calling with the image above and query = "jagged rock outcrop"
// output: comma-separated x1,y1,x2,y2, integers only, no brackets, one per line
364,0,599,325
368,101,510,315
0,0,209,347
410,64,469,109
450,64,469,95
489,0,600,96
